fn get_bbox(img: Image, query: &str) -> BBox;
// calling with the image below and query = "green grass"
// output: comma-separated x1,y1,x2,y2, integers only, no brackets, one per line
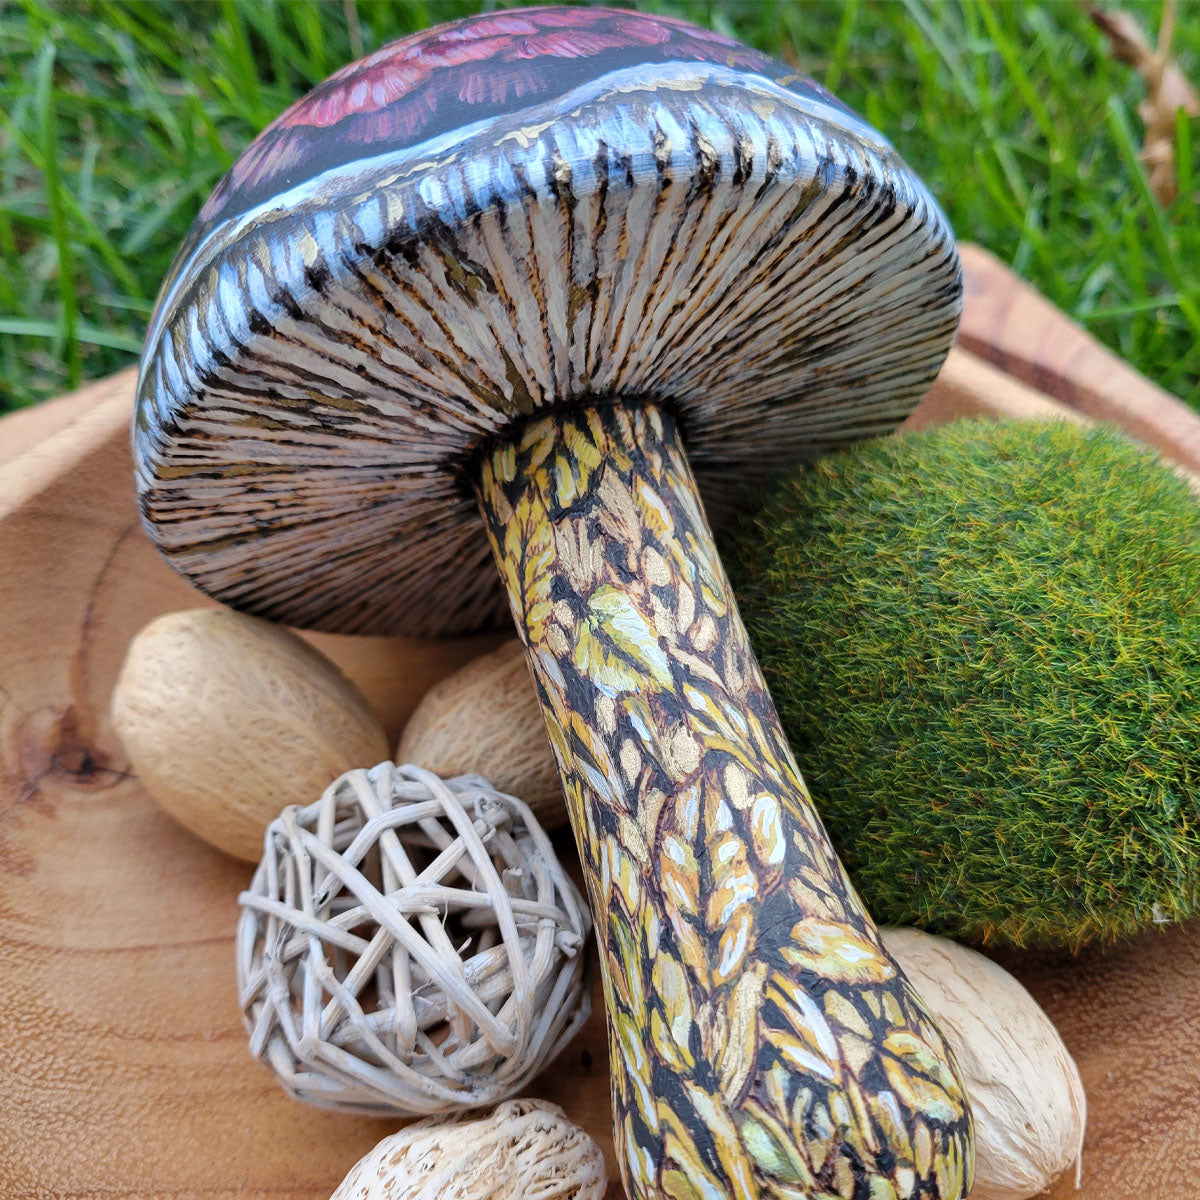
1,0,1197,412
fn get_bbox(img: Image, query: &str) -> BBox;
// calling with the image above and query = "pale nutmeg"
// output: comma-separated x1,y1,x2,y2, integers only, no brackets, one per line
329,1099,606,1200
110,608,389,861
397,639,566,828
882,927,1087,1200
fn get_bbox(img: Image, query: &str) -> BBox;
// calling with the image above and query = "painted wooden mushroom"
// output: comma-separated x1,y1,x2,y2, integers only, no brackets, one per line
134,9,970,1199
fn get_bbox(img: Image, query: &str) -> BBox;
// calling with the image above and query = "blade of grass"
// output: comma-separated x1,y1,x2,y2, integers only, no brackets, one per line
216,0,272,126
823,0,858,94
0,315,143,352
974,0,1062,156
1174,103,1194,214
1105,95,1200,339
900,0,978,110
0,106,146,299
342,0,363,63
33,39,80,387
286,0,336,76
1088,294,1185,319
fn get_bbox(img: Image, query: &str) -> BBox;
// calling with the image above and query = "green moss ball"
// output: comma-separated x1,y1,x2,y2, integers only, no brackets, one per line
729,420,1200,949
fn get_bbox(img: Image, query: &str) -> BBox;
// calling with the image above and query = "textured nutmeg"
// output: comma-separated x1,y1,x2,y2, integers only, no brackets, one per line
397,639,565,828
882,927,1086,1200
329,1098,606,1200
111,608,389,861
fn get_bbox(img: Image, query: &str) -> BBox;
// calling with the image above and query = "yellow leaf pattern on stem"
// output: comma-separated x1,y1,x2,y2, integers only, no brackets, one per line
475,403,972,1199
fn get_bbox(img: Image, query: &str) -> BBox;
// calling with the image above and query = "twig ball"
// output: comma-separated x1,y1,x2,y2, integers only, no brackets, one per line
236,763,591,1116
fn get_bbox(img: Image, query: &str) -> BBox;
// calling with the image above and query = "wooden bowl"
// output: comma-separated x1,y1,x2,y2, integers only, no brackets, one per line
2,245,1199,1199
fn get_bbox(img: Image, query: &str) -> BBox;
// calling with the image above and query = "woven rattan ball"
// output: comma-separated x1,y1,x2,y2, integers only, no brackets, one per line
235,762,591,1116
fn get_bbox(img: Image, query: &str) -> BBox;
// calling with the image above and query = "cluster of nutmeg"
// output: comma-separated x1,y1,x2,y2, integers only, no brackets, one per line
111,606,1085,1199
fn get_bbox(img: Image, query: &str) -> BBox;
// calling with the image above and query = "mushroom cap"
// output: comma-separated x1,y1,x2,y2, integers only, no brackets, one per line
135,5,960,637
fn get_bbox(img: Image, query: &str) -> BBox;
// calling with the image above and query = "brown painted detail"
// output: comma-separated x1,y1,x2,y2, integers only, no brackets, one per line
474,402,973,1200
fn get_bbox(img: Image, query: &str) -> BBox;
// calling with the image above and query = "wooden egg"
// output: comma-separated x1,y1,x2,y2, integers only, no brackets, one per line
110,608,389,860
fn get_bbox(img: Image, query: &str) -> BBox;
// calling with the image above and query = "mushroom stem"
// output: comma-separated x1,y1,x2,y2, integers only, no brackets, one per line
474,401,972,1200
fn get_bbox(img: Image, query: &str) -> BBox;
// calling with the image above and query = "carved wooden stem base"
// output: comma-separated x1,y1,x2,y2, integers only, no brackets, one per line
474,403,972,1200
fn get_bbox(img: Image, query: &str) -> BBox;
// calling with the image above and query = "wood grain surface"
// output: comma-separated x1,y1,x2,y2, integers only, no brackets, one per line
905,347,1200,495
2,248,1199,1199
957,242,1200,477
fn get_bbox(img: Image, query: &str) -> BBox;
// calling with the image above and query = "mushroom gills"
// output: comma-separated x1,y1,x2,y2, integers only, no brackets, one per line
475,400,973,1200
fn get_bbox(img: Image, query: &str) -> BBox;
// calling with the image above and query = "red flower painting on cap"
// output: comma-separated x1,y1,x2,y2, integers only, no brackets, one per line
196,6,839,229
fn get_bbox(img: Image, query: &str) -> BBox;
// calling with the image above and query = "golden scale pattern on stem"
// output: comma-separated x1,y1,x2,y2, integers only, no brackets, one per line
475,402,972,1200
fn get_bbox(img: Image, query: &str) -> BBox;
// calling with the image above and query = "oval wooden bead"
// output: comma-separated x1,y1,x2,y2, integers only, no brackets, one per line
397,640,566,829
883,928,1086,1200
110,608,389,861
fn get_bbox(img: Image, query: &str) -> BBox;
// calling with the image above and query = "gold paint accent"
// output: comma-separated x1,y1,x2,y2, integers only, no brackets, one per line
823,990,874,1041
782,918,899,984
496,118,558,150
